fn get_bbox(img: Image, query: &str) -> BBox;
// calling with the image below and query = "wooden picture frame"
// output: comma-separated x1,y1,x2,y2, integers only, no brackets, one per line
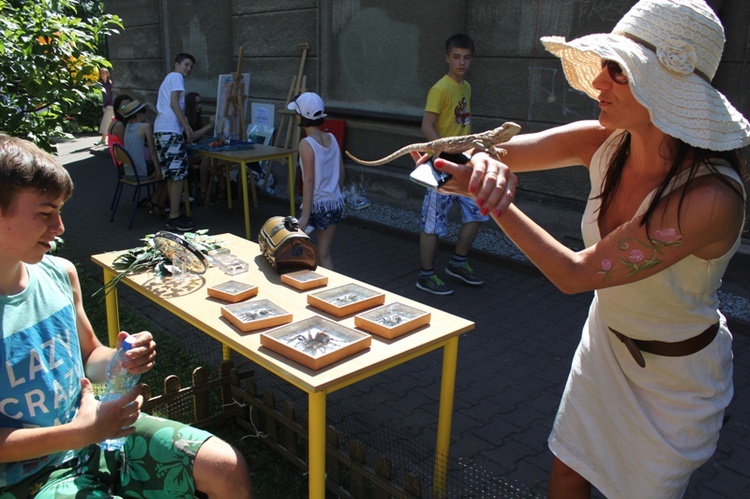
207,280,258,303
221,299,291,332
307,283,385,317
355,302,431,339
281,270,328,290
260,316,371,370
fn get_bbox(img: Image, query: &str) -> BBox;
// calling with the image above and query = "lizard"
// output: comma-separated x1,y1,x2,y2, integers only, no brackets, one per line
344,121,521,166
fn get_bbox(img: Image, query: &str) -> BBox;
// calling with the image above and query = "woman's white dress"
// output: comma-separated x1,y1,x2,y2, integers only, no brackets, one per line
548,130,744,498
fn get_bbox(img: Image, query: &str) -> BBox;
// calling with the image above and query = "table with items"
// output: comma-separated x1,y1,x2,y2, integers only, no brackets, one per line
190,140,296,239
91,232,474,499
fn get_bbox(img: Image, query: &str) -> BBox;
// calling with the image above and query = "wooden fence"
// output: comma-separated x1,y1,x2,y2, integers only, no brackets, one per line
142,360,431,498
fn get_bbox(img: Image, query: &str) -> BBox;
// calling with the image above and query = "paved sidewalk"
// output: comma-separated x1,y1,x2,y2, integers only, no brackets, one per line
60,136,749,497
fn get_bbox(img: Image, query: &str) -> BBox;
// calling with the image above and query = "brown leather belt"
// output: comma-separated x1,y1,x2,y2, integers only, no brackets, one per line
609,322,719,368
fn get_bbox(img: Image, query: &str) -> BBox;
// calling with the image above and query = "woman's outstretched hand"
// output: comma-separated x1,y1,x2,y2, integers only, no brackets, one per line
410,151,517,217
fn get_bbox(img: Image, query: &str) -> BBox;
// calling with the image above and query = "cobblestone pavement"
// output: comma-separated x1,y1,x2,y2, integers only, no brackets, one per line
59,136,749,497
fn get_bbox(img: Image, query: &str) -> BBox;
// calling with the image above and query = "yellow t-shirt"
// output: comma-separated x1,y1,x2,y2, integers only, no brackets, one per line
424,74,471,137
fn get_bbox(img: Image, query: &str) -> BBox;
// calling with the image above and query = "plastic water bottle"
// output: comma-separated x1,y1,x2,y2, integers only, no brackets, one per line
98,336,140,451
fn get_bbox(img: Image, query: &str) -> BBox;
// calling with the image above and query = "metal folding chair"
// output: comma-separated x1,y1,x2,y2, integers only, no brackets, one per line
110,143,166,229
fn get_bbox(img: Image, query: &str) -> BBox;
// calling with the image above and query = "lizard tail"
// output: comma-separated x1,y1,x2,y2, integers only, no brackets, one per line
344,150,388,166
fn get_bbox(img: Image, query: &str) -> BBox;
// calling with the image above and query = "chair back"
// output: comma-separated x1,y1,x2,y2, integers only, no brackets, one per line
108,134,124,167
321,118,346,156
112,143,141,181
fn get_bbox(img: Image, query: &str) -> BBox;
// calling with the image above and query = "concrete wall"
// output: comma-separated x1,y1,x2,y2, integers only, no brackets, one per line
104,0,750,242
105,0,234,107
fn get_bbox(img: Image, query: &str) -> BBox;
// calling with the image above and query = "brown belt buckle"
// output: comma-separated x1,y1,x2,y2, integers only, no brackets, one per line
611,329,646,368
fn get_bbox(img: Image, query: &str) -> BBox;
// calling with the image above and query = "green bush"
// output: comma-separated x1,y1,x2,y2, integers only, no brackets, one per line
0,0,121,151
63,89,103,134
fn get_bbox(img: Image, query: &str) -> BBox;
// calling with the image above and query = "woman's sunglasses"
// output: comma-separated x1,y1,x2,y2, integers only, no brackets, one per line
601,60,628,84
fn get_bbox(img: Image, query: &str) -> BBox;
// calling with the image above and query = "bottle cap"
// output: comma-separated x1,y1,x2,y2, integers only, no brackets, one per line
122,336,136,351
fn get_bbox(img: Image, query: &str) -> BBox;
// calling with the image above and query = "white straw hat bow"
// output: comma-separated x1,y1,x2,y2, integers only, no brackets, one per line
541,0,750,151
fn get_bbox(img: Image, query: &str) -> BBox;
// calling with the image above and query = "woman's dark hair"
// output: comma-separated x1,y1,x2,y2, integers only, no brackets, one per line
185,92,203,130
112,94,132,122
597,132,747,235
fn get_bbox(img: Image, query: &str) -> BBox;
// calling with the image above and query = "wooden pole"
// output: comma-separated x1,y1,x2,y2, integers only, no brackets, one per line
235,47,246,137
274,74,298,148
271,42,310,196
284,74,307,150
223,47,246,139
295,42,309,93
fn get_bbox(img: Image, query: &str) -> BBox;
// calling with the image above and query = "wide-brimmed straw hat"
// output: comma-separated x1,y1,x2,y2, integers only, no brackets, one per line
541,0,750,151
122,100,147,119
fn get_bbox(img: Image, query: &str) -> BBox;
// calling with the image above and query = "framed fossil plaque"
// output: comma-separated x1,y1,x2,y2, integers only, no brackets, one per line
281,269,328,290
307,283,385,317
260,316,371,370
221,299,292,332
355,302,431,339
207,280,258,303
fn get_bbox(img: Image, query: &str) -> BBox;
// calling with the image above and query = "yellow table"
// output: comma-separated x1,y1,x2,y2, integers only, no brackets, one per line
197,145,296,239
92,233,474,498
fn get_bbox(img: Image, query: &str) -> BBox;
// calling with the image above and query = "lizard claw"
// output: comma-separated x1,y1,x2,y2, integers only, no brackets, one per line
486,146,508,159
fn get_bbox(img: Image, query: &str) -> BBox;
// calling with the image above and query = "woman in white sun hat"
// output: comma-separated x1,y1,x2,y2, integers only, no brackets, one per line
427,0,749,497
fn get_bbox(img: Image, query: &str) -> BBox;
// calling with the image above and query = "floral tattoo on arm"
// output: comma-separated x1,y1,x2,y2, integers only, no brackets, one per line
597,228,682,280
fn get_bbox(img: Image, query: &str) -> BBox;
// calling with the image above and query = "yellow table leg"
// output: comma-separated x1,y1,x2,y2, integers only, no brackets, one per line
225,160,233,209
103,268,120,347
308,391,326,499
433,336,459,495
240,161,251,239
222,344,232,361
288,153,295,216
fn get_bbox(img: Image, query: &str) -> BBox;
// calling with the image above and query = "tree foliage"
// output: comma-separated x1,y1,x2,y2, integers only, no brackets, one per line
0,0,122,152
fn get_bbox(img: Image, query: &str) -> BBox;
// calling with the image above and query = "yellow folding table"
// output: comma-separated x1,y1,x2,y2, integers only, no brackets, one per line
197,145,296,239
92,233,474,498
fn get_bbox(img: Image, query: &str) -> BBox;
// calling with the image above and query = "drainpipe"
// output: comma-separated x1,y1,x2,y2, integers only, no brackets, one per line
741,21,749,110
161,0,170,71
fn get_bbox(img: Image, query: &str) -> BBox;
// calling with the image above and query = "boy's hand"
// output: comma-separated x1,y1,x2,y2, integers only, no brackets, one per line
74,378,143,445
408,151,477,199
117,331,156,375
297,215,309,231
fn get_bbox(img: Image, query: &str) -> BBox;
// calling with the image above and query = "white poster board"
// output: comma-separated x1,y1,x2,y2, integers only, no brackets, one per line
251,102,275,127
214,73,250,139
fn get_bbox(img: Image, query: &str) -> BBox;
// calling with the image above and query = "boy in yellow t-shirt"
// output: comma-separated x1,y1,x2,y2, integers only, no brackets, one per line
416,34,488,295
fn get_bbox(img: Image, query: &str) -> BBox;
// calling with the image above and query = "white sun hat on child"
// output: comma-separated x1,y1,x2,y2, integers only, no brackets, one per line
541,0,750,151
288,92,327,120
